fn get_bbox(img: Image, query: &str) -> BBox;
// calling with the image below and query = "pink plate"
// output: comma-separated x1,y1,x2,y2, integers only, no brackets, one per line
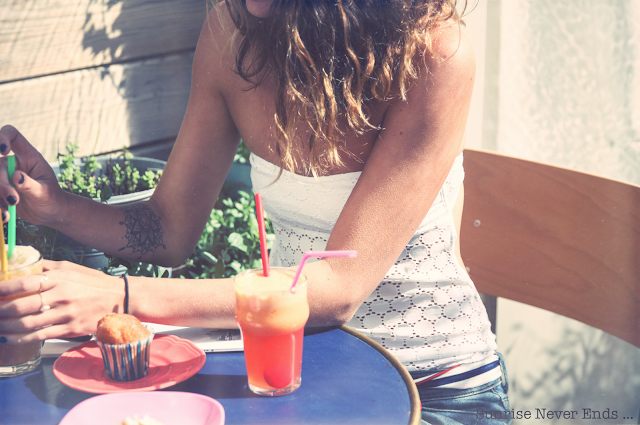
59,391,224,425
53,334,206,394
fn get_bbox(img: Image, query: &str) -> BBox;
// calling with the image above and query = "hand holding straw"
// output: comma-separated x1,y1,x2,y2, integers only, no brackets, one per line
254,193,270,277
7,155,16,259
290,250,357,293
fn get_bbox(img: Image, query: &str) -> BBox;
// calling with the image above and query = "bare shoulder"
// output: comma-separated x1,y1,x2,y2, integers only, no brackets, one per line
377,21,475,158
202,1,237,52
424,22,475,83
192,2,237,91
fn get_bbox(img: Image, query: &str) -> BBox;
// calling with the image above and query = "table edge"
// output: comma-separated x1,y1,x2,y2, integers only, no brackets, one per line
338,326,421,425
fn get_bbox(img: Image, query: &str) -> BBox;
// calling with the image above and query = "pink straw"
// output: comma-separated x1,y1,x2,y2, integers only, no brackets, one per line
255,193,270,277
290,250,357,293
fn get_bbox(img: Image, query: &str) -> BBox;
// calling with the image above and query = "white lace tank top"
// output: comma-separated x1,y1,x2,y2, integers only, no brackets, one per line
250,153,497,372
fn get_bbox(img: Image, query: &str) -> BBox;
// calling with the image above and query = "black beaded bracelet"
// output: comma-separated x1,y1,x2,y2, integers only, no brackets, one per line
122,275,129,314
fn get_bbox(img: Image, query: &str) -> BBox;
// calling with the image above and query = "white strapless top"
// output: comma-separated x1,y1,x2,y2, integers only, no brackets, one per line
250,153,497,372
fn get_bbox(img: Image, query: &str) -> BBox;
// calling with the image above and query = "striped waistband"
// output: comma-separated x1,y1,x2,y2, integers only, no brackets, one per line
412,355,502,389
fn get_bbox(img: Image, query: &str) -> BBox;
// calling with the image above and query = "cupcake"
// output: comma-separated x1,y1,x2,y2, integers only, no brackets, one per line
95,313,154,381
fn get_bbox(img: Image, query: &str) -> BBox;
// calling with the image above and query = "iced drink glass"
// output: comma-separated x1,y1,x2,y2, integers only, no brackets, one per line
0,246,44,377
234,267,309,396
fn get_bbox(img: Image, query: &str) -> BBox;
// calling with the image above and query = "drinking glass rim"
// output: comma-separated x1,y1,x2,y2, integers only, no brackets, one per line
0,246,43,276
234,267,307,292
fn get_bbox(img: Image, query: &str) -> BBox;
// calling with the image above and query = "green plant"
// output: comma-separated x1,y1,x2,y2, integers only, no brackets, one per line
12,219,76,263
57,143,162,202
233,140,251,164
12,144,163,267
103,255,172,278
12,141,273,279
178,139,275,279
183,190,274,279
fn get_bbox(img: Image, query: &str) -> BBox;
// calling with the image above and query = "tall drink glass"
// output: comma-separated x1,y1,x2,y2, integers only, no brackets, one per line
0,246,44,377
234,267,309,396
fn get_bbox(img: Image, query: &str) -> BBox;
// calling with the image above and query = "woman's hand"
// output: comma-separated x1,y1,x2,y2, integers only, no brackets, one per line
0,260,124,344
0,125,67,226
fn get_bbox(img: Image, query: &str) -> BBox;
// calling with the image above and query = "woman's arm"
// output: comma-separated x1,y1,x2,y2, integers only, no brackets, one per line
0,260,238,343
134,24,477,329
0,11,241,267
0,10,243,342
0,23,475,343
300,24,476,325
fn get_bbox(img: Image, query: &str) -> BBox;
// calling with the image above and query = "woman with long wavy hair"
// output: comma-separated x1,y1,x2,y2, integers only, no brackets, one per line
0,1,509,422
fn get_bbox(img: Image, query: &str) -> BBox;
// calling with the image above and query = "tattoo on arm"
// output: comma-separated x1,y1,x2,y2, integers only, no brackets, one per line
118,204,166,258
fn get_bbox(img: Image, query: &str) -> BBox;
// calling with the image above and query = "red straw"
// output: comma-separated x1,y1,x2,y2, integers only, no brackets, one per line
255,193,270,277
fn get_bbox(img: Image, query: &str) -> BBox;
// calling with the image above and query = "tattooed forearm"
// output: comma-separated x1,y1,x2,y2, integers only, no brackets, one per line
118,204,166,258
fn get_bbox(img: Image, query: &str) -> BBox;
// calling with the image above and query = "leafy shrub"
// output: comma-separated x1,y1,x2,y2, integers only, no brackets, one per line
233,141,251,164
12,144,163,268
56,143,162,202
182,191,274,279
11,141,272,279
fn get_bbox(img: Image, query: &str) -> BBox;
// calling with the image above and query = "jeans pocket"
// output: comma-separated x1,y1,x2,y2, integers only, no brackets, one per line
420,380,512,425
491,382,511,412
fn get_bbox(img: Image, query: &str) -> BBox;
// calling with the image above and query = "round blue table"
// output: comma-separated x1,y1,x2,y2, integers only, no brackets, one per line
0,326,420,425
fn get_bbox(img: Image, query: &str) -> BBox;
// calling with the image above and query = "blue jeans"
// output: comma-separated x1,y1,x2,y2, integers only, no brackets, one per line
411,354,512,425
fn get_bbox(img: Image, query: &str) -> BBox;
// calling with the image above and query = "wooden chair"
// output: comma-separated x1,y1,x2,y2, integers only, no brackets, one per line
460,148,640,349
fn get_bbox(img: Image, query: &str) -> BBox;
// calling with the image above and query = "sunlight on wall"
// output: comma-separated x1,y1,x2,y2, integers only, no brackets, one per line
465,0,640,423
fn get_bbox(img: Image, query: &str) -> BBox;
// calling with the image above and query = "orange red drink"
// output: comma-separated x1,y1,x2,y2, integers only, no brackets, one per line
234,268,309,396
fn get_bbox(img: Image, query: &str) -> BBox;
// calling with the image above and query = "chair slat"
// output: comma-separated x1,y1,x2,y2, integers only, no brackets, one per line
461,149,640,348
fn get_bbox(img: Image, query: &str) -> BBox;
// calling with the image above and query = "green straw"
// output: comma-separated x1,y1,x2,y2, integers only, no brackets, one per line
7,155,16,258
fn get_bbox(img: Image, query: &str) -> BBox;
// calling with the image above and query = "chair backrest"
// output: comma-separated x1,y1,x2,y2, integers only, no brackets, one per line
460,149,640,348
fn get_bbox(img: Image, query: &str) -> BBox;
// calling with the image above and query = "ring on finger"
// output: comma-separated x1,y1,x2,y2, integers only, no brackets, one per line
38,274,48,293
39,292,50,312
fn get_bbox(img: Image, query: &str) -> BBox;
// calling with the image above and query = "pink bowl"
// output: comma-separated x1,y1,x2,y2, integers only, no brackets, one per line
59,391,224,425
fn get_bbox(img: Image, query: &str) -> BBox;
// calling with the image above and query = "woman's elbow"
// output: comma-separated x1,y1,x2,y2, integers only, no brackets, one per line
150,238,198,268
311,295,364,328
337,297,364,325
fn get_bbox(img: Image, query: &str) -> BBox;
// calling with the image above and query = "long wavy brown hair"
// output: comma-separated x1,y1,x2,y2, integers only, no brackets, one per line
219,0,465,177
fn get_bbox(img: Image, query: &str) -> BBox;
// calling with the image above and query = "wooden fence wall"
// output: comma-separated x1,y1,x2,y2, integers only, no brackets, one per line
0,0,208,161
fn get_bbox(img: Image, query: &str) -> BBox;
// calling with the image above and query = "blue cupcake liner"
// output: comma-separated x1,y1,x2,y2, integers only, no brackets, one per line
96,328,154,382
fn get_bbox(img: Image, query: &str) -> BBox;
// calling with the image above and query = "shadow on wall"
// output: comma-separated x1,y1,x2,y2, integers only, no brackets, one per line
79,0,204,158
498,300,640,425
